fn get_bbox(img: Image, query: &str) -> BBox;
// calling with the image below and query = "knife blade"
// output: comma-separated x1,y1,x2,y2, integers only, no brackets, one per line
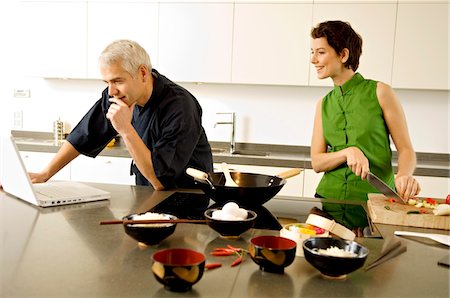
367,172,406,204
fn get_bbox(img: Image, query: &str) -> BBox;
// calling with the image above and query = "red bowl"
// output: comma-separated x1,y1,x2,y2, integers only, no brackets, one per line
249,235,297,274
151,248,206,292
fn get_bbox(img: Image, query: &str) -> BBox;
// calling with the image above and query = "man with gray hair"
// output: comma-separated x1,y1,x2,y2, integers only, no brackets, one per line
30,40,213,190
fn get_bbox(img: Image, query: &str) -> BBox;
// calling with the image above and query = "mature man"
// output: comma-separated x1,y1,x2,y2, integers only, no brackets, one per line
30,40,212,190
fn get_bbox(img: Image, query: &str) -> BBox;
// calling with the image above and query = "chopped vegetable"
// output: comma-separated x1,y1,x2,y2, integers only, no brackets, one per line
446,194,450,205
384,206,391,210
425,198,436,205
387,198,396,203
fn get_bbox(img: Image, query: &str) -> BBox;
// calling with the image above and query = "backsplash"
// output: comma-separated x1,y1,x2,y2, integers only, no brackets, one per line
1,76,449,154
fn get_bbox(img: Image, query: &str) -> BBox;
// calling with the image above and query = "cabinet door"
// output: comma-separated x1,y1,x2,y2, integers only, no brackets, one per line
215,163,303,198
231,3,313,86
71,156,135,185
415,176,449,199
392,3,449,90
87,2,159,79
20,151,71,181
302,169,323,198
310,2,396,87
158,3,233,83
18,1,87,78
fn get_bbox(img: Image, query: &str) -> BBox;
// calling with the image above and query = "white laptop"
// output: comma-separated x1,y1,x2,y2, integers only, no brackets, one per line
0,135,111,207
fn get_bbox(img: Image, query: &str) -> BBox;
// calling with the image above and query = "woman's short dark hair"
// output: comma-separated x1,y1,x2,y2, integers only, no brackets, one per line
311,20,362,71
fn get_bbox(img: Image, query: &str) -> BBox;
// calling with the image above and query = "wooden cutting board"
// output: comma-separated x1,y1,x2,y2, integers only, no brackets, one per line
367,193,449,230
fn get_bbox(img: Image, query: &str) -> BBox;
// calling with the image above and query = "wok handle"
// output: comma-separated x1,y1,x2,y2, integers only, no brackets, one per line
277,168,303,180
186,168,208,181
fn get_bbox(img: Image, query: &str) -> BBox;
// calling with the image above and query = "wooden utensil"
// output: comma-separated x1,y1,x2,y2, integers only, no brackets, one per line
221,162,238,187
100,219,206,225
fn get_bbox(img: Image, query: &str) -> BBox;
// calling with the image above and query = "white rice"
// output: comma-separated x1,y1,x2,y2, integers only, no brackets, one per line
131,212,173,227
317,246,357,258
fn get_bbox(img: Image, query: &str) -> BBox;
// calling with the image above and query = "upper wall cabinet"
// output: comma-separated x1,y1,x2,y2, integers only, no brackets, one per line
87,2,159,79
231,3,313,86
18,1,87,78
392,2,449,90
158,3,234,83
310,2,397,87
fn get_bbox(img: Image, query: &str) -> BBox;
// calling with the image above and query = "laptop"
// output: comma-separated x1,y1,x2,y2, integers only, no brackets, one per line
0,135,111,207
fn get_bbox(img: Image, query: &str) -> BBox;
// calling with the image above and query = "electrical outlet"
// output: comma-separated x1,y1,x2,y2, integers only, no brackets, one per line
13,89,31,98
13,111,23,128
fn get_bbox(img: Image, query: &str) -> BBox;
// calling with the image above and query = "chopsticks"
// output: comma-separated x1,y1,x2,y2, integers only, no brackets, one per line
100,219,207,225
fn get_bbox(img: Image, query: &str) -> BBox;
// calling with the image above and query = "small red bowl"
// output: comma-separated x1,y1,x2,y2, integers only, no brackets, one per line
249,235,297,274
151,248,206,292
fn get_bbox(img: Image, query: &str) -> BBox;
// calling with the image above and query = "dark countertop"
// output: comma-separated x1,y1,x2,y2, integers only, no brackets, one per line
1,183,449,298
11,130,450,178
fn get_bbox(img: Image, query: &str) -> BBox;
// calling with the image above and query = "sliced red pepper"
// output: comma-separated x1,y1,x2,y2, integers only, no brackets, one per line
387,198,396,203
230,256,243,267
445,194,450,205
419,208,429,214
425,198,436,205
205,263,222,270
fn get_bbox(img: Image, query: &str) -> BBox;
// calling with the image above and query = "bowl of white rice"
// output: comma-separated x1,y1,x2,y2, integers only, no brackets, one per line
302,237,369,279
122,212,178,246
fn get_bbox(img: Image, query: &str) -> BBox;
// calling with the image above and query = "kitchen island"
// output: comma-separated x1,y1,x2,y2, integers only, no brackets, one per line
1,183,449,298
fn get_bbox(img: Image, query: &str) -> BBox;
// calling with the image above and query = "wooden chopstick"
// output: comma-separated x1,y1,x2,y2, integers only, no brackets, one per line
100,219,207,225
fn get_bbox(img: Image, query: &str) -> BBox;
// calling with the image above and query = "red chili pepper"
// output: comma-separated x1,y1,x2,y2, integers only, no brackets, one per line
387,198,396,203
210,251,234,256
226,244,241,252
213,248,235,253
445,194,450,205
205,263,222,270
425,198,436,205
230,256,243,267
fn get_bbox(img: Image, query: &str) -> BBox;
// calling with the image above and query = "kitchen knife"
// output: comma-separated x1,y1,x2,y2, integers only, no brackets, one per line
367,172,406,204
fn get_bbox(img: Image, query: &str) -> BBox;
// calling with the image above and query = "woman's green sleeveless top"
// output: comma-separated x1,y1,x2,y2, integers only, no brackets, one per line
316,73,395,228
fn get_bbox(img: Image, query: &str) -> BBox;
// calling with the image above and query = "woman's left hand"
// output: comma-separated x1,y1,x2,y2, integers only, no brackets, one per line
395,175,421,200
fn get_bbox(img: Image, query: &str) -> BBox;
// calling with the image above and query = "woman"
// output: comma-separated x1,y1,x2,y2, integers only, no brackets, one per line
310,21,421,231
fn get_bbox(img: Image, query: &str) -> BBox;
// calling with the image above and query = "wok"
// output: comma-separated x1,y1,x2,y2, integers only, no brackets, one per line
186,167,302,207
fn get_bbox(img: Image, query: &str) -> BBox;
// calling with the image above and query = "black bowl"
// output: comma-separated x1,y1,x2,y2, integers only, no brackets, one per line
122,213,177,246
204,208,257,238
151,248,205,292
302,237,369,279
249,235,297,274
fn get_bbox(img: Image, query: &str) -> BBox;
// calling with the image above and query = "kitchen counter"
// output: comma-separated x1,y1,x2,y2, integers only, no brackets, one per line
11,130,450,178
1,183,449,298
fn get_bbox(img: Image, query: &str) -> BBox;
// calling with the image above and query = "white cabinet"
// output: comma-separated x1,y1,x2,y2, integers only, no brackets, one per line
18,1,87,78
20,151,71,181
310,2,397,87
70,155,135,185
231,3,313,86
415,175,449,199
215,163,304,198
87,1,159,79
302,169,323,198
392,2,449,90
158,2,233,83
